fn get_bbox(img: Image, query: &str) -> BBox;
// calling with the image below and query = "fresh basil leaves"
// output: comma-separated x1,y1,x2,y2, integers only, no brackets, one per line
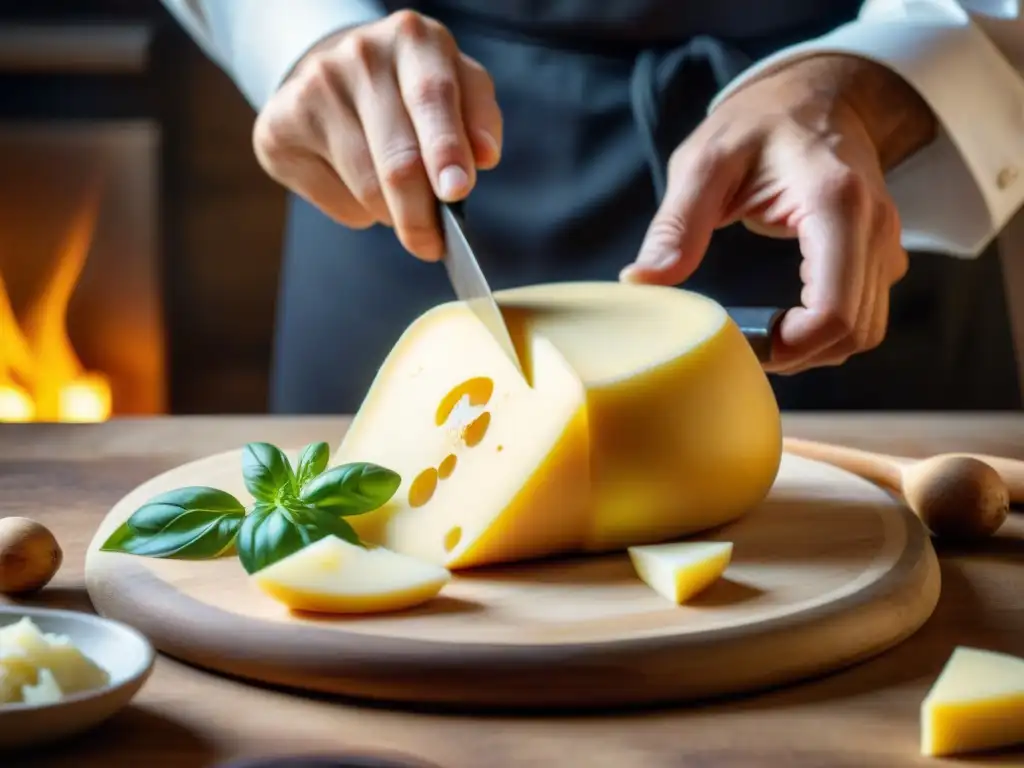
295,441,330,487
299,462,401,515
100,441,399,574
234,501,361,574
100,487,245,559
242,442,297,503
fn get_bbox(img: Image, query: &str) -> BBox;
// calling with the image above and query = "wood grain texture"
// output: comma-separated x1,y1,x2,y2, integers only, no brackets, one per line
3,415,1024,767
83,449,939,709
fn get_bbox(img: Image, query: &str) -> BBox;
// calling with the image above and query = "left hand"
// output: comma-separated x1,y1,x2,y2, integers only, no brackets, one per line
620,54,936,374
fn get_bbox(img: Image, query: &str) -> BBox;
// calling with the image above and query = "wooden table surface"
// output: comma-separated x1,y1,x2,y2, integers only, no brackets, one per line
2,413,1023,768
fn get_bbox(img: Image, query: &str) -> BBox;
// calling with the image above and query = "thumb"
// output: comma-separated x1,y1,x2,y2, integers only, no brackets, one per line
620,152,737,286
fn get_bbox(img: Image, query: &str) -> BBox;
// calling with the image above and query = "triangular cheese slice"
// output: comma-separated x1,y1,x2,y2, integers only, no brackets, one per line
627,541,733,604
921,646,1024,756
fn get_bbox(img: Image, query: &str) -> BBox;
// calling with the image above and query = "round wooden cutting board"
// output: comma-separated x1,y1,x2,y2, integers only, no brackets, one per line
85,449,940,710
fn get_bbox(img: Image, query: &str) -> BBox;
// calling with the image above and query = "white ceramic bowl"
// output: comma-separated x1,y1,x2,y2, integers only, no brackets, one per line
0,604,155,750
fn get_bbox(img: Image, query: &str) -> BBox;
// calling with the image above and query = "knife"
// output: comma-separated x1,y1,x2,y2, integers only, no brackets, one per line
438,203,783,371
438,201,525,377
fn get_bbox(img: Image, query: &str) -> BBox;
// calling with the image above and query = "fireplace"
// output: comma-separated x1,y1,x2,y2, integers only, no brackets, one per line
0,9,165,422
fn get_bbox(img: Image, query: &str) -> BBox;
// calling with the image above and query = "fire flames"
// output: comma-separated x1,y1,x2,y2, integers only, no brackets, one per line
0,190,112,423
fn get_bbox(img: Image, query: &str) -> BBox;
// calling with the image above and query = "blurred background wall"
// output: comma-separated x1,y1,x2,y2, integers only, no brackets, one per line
0,1,285,420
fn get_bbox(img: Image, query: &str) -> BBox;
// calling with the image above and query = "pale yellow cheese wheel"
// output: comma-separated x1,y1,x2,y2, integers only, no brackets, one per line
334,281,782,569
497,282,782,551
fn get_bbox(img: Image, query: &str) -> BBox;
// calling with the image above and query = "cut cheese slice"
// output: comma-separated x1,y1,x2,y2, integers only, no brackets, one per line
627,541,733,604
335,300,593,569
251,535,451,615
336,281,781,569
921,646,1024,757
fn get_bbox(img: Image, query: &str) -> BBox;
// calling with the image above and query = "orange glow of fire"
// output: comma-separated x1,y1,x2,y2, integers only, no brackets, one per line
0,188,112,423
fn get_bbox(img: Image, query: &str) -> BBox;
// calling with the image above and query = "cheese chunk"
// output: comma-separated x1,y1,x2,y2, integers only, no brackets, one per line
336,281,781,569
20,668,63,706
627,541,733,604
0,617,109,705
921,646,1024,757
251,535,452,614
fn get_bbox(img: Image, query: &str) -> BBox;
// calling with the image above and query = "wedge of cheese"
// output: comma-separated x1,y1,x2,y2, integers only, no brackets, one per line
921,646,1024,757
335,299,593,570
335,281,782,569
251,535,451,614
627,541,733,604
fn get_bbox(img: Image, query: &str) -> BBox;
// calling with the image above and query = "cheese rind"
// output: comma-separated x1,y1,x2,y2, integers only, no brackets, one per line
921,646,1024,757
251,535,452,614
627,541,733,604
496,283,782,551
337,281,781,570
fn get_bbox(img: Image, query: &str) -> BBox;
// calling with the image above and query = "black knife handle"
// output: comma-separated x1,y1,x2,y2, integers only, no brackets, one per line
726,306,785,364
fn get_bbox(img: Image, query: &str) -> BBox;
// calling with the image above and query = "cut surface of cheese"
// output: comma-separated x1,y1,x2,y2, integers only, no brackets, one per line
251,535,452,614
334,299,593,569
335,281,781,569
627,540,733,604
921,646,1024,757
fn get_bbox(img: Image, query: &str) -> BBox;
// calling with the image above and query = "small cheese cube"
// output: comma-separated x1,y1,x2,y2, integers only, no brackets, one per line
627,541,733,604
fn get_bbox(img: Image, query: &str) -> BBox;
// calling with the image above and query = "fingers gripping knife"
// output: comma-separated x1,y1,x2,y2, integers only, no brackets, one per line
437,201,784,367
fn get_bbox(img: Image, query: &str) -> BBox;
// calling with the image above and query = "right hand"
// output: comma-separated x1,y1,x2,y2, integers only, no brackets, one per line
252,10,503,261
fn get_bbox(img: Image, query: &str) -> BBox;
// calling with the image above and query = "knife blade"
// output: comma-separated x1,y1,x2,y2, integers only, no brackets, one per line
438,201,525,377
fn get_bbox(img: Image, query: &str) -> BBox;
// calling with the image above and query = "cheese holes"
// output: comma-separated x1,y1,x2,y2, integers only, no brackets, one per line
412,377,492,511
408,467,438,507
438,453,457,479
436,376,493,426
443,526,462,552
462,411,490,447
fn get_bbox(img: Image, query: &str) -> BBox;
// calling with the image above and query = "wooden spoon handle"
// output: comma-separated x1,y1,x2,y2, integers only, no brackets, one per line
782,437,904,492
783,437,1024,504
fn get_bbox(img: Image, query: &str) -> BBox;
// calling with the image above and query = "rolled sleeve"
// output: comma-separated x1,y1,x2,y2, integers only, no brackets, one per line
710,6,1024,258
162,0,386,110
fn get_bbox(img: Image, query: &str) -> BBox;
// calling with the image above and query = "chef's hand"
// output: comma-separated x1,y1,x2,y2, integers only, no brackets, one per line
621,54,937,374
252,10,502,261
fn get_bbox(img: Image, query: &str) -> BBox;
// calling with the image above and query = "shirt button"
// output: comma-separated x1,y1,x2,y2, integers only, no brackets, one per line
997,166,1019,190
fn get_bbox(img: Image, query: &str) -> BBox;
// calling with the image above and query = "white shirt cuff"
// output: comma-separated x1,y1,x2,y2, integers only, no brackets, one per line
709,14,1024,258
216,0,385,109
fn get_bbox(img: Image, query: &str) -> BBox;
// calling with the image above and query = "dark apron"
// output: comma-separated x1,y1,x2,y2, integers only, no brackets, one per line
269,0,1021,414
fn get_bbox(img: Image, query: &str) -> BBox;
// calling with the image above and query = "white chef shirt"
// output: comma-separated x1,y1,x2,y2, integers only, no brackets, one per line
160,0,1024,260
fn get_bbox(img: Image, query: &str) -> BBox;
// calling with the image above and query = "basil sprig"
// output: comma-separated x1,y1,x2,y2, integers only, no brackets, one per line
100,441,400,574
